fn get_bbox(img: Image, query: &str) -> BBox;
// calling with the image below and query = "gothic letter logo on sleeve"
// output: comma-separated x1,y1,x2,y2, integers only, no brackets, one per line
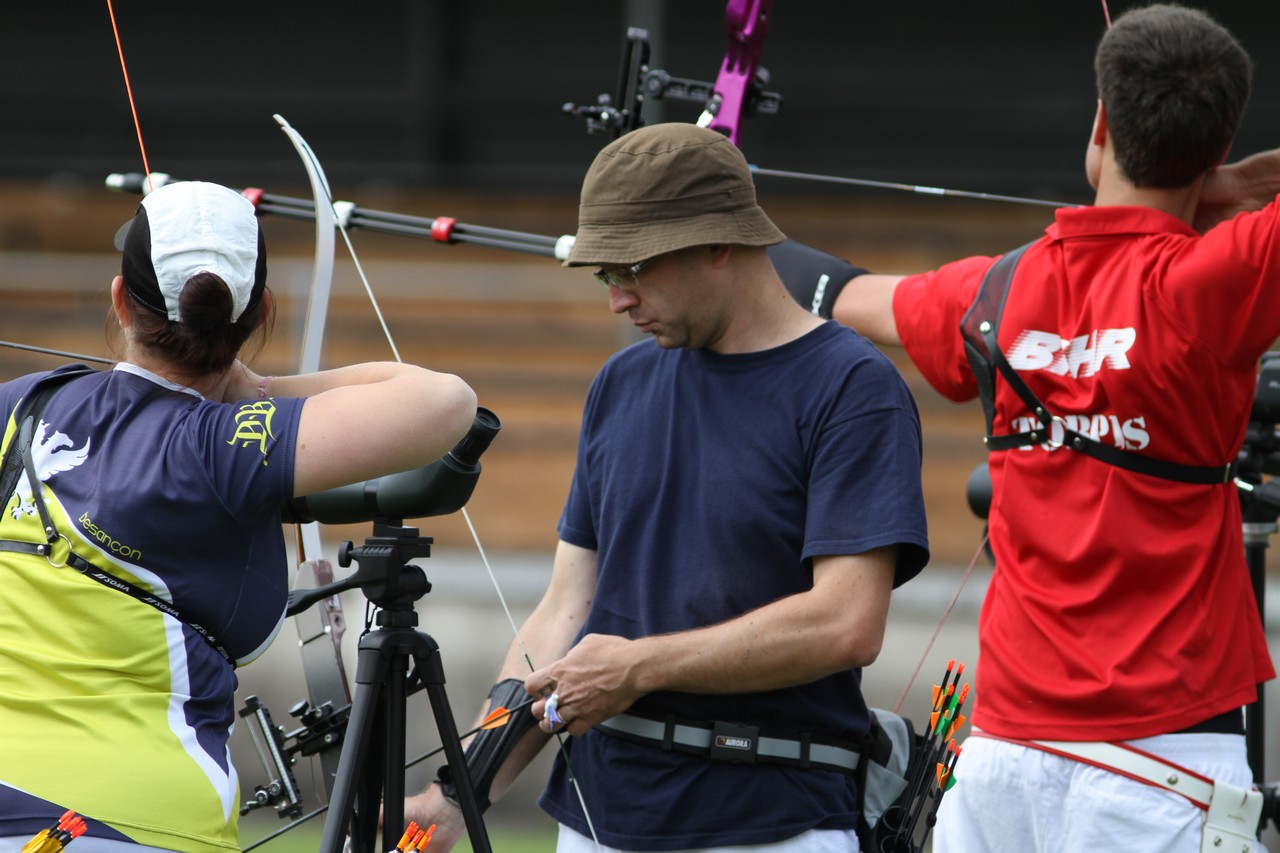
227,401,278,465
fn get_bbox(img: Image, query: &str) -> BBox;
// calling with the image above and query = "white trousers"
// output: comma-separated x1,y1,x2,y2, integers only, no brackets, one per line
933,732,1265,853
556,823,861,853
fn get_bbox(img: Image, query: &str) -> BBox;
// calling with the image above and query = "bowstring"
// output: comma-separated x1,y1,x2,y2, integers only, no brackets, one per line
313,156,603,851
105,0,154,193
892,530,988,715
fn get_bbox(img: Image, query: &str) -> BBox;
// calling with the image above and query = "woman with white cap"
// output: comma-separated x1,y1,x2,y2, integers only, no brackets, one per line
0,181,477,853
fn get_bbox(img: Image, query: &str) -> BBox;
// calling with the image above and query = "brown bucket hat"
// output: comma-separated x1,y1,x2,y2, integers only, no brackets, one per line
565,123,785,268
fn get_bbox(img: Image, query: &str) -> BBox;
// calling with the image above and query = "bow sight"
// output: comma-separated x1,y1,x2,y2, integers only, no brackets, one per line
562,2,782,143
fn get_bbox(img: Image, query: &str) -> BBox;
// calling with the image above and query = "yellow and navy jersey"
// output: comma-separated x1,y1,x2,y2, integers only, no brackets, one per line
0,363,304,853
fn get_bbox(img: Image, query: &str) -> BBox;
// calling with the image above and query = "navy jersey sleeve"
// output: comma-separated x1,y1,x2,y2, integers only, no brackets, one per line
802,352,930,587
193,396,305,521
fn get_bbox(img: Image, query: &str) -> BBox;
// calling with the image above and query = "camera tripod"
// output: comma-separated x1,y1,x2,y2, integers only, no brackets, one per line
1234,412,1280,806
286,518,495,853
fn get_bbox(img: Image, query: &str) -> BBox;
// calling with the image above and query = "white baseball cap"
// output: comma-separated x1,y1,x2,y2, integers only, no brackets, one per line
114,181,266,323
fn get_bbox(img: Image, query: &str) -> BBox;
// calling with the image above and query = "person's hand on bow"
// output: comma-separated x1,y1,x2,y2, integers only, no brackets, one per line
526,633,645,737
1195,148,1280,233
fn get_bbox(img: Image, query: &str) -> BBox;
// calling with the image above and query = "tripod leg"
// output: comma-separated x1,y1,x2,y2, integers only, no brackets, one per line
357,706,388,853
379,651,410,852
412,642,495,853
1243,521,1272,784
320,640,392,853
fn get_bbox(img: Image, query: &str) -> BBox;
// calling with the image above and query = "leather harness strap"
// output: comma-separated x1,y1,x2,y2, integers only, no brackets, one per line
0,366,233,664
960,245,1236,484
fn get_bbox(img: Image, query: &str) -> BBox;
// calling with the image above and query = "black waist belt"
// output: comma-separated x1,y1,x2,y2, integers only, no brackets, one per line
597,712,863,775
1174,708,1245,735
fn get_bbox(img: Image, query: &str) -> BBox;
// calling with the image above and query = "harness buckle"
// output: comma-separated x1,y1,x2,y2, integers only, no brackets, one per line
709,720,759,764
45,533,73,568
1044,415,1069,451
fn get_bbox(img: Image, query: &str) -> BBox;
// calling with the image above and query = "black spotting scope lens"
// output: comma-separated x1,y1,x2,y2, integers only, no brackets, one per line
448,407,501,469
283,406,502,525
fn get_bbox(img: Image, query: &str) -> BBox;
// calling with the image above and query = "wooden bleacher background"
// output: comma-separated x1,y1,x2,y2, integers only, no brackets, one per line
3,3,1278,571
0,182,1075,569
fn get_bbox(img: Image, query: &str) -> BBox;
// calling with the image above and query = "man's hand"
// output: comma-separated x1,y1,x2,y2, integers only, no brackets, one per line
1195,149,1280,232
399,784,466,853
525,634,645,737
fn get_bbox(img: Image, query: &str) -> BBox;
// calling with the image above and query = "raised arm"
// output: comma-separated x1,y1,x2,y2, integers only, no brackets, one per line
830,274,906,346
767,238,906,344
222,360,477,497
1195,148,1280,233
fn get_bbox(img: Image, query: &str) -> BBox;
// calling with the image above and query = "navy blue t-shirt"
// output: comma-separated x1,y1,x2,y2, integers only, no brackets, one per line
541,321,929,849
0,363,305,852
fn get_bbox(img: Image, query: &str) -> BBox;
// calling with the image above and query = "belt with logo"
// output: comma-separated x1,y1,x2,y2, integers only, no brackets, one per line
597,711,864,775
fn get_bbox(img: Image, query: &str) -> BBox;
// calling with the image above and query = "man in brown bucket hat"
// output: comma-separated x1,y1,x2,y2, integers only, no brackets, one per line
405,123,929,852
566,122,786,269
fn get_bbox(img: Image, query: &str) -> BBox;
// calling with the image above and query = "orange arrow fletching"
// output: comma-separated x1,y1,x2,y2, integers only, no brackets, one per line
396,822,420,851
480,706,513,730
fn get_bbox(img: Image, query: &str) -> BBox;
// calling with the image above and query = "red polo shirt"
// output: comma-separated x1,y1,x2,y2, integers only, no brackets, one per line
894,203,1277,740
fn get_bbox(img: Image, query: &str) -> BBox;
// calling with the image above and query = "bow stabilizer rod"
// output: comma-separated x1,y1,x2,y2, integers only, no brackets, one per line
105,171,574,261
0,340,113,366
749,165,1081,209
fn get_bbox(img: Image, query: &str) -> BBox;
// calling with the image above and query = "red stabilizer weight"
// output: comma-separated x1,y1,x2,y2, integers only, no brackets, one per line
431,216,457,243
241,188,265,208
